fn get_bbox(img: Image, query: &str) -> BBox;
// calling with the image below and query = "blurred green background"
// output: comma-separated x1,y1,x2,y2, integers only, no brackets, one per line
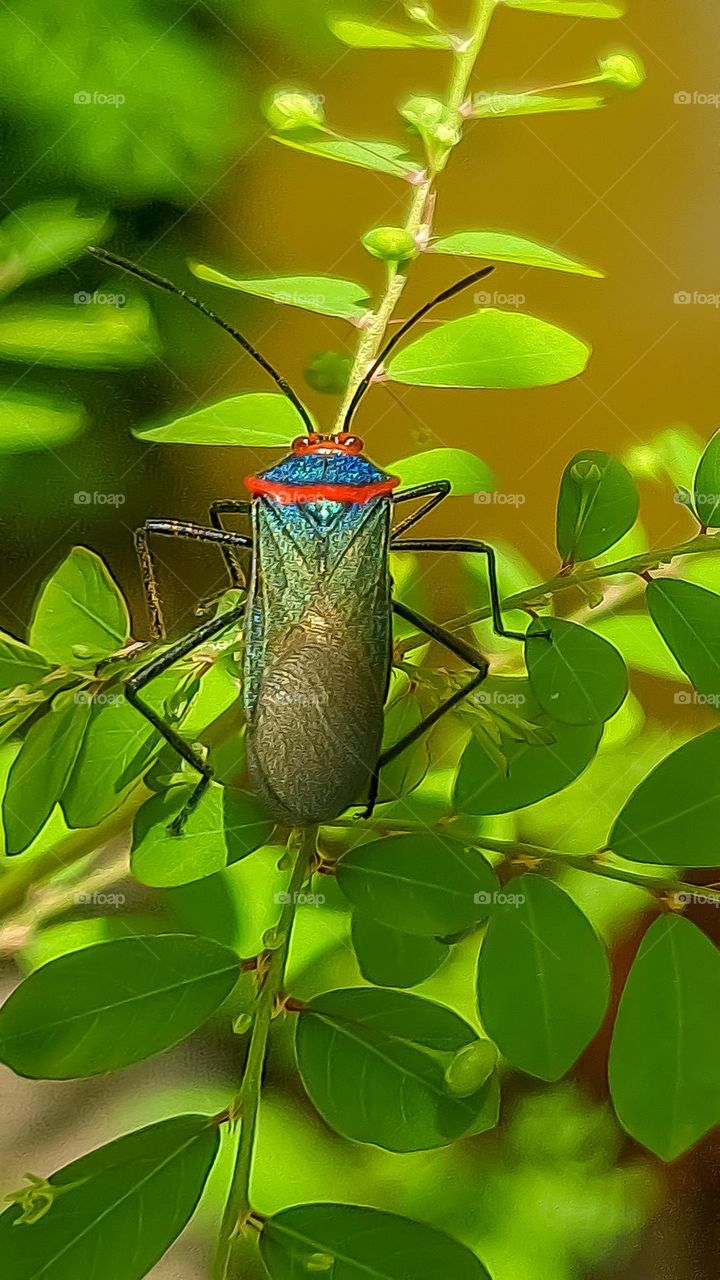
0,0,719,1276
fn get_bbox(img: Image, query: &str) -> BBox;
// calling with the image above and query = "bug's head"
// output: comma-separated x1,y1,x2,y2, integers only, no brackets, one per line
291,432,365,457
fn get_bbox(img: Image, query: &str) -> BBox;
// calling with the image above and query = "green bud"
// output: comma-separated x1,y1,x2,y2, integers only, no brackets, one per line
598,52,645,90
265,90,325,132
405,1,435,23
570,459,602,488
444,1040,498,1097
232,1012,254,1036
263,926,287,951
5,1174,58,1226
362,226,417,264
304,1254,335,1274
305,350,352,396
401,94,445,133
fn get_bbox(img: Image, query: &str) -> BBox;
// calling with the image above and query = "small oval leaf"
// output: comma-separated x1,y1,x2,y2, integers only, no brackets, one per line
693,428,720,529
131,783,273,887
432,230,603,277
135,392,308,448
525,616,628,724
647,578,720,705
0,934,240,1078
3,693,90,855
351,914,449,989
391,447,495,496
190,264,371,321
556,450,639,564
29,547,129,667
387,308,590,389
329,17,452,49
477,875,610,1080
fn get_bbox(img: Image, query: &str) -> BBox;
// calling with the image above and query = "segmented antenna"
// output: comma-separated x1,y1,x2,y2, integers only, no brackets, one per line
87,246,315,434
341,265,495,434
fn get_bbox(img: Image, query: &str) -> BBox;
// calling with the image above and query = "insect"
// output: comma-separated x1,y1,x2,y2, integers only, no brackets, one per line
90,247,528,833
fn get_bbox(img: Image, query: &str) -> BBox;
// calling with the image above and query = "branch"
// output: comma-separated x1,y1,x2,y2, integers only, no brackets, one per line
332,0,497,431
452,531,720,631
213,826,317,1280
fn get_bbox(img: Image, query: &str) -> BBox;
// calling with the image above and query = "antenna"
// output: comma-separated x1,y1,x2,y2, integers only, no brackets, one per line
87,246,314,434
341,265,495,433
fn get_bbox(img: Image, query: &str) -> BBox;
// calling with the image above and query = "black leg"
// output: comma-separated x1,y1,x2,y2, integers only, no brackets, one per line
391,481,451,538
135,519,253,640
125,603,245,834
209,499,252,589
364,599,489,817
392,537,527,642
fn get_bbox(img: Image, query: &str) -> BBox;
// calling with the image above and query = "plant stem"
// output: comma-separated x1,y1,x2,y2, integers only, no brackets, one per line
325,818,720,906
333,0,497,431
213,826,317,1280
0,789,142,922
451,531,720,631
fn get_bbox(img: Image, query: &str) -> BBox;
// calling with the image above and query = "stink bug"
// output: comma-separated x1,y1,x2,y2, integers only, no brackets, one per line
90,248,528,832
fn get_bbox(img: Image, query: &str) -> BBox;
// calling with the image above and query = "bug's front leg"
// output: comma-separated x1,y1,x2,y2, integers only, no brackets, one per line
125,602,246,835
363,600,489,818
209,499,252,588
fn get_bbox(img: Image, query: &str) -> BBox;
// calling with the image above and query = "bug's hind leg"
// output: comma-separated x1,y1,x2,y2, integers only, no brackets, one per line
125,603,245,835
363,599,489,818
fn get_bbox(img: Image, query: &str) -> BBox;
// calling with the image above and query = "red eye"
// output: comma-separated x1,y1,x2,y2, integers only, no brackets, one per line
336,433,364,454
292,434,323,451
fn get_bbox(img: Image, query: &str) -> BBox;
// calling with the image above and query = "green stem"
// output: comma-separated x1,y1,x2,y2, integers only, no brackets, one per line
325,819,720,906
332,0,497,431
452,531,720,631
213,826,317,1280
0,789,142,922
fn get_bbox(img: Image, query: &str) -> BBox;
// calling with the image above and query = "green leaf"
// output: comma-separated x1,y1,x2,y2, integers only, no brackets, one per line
0,934,239,1079
470,92,605,119
135,392,309,448
454,678,602,815
556,450,639,563
387,308,590,389
261,1203,492,1280
3,693,91,856
273,133,419,179
329,17,452,48
0,298,159,367
295,987,499,1151
502,0,624,15
0,392,87,454
432,230,603,277
0,1114,219,1280
189,263,371,321
525,616,628,724
591,613,686,681
0,200,110,297
478,875,610,1080
647,579,720,705
693,428,720,528
61,685,172,828
131,784,273,887
610,727,720,866
0,631,51,691
337,833,499,936
609,917,720,1160
351,914,449,988
377,685,430,802
29,548,130,667
390,447,495,496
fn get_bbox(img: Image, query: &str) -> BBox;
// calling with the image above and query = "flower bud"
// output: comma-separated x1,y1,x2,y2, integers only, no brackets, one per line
362,226,417,264
571,459,602,488
305,351,352,395
265,90,325,132
444,1040,498,1097
598,52,645,90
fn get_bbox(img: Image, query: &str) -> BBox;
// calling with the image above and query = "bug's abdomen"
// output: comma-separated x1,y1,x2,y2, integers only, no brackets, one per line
246,605,389,824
